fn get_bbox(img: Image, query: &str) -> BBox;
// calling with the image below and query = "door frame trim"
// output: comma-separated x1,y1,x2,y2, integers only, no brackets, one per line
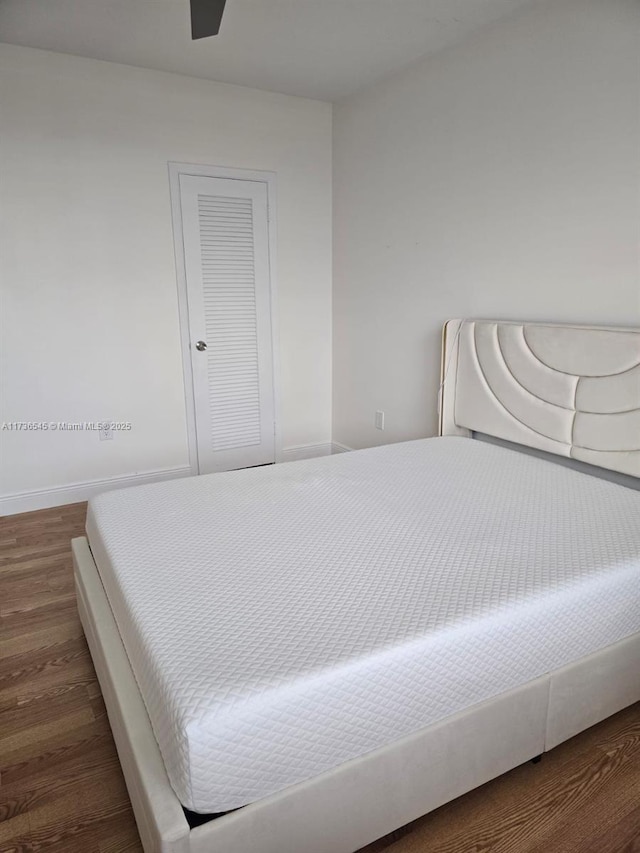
168,162,282,475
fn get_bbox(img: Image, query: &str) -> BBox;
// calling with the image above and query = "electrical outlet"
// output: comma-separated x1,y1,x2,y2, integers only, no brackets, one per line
99,421,114,441
375,410,385,430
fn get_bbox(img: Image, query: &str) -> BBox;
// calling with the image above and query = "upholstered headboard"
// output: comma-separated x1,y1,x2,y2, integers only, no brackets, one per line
439,320,640,478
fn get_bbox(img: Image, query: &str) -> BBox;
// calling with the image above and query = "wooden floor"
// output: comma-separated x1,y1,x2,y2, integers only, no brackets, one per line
0,503,638,853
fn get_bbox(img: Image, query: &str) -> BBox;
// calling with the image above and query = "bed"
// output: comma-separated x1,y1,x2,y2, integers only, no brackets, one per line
72,319,640,853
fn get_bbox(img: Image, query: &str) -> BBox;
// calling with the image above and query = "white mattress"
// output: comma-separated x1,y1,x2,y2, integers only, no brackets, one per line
85,437,640,813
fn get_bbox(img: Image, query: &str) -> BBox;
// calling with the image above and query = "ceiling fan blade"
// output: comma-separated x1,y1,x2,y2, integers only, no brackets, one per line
190,0,227,39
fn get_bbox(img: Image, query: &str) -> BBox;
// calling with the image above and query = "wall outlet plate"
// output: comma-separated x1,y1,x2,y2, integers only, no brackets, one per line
375,410,385,430
99,422,114,441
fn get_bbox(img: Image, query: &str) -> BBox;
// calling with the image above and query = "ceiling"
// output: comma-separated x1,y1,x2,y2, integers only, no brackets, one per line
0,0,535,102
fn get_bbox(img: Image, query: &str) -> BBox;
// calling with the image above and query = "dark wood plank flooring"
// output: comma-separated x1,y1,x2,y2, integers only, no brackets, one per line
0,502,638,853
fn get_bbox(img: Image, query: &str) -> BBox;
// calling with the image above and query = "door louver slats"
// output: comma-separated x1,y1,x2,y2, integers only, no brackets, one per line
178,172,275,474
198,194,262,452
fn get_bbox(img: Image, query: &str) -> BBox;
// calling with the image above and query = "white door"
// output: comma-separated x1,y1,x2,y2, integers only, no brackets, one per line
178,174,275,474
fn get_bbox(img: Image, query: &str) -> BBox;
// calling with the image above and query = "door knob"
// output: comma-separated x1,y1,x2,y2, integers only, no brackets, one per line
195,340,207,351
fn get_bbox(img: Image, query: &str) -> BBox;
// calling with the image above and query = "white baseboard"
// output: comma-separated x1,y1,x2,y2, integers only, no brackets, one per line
331,442,353,454
280,442,353,461
2,445,356,516
280,442,335,462
0,465,193,517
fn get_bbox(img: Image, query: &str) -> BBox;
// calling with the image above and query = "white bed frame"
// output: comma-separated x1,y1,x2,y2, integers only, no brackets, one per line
73,320,640,853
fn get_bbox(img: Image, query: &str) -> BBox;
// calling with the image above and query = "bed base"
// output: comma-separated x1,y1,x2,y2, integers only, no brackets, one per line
73,536,640,853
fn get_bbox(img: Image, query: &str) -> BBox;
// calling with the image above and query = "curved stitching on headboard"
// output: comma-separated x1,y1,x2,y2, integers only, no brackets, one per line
468,325,570,447
520,326,576,376
495,327,575,412
575,409,640,419
572,406,640,453
590,360,640,378
522,327,640,378
571,376,579,450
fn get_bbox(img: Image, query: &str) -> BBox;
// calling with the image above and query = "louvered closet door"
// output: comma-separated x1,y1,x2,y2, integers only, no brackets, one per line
179,175,275,474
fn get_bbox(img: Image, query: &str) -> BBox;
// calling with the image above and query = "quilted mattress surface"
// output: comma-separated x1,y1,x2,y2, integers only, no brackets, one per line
86,437,640,812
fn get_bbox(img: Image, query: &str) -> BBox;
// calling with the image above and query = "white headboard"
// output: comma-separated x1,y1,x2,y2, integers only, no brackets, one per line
439,320,640,478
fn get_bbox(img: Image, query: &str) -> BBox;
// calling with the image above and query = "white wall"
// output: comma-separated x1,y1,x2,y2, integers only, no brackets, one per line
0,45,332,507
333,0,640,450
